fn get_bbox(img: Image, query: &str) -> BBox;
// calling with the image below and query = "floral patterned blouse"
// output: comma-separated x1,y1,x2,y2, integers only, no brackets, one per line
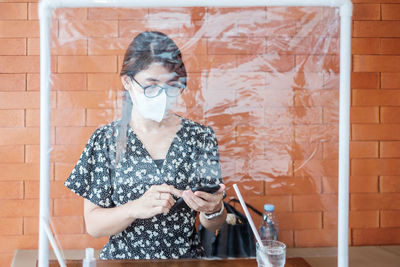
64,118,222,259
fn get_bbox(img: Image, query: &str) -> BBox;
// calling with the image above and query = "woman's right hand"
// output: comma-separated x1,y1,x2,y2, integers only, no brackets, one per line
129,184,182,219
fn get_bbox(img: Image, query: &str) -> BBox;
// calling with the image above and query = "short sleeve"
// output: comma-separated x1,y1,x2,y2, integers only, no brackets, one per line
197,126,222,185
64,127,115,208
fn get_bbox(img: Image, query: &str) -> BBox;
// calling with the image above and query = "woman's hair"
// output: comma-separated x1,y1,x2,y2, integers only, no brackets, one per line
116,31,187,162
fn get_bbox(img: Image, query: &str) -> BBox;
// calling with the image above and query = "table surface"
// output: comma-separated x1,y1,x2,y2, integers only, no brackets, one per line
46,257,311,267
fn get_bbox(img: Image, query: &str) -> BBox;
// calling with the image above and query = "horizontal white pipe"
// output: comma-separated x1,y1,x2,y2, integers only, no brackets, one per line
39,0,351,10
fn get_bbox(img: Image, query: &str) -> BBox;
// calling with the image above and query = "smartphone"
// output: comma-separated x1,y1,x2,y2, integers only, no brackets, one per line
172,184,221,210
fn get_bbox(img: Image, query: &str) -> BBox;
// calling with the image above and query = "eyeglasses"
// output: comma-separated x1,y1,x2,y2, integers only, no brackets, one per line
131,77,185,98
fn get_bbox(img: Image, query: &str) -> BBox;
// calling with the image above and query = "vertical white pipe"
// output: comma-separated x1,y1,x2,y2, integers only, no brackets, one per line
338,2,352,267
38,2,52,267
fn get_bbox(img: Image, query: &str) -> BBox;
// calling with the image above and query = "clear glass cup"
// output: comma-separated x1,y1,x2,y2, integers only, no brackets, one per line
256,240,286,267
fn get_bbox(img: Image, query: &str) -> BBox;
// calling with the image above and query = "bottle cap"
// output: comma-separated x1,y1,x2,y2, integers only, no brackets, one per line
264,204,275,212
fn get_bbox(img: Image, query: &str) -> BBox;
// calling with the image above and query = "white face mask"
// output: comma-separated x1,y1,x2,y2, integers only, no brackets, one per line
129,81,177,123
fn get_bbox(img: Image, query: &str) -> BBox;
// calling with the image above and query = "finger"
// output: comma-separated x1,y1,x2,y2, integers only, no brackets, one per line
154,184,182,198
154,205,170,215
159,193,176,206
154,199,173,210
193,190,220,202
183,190,210,212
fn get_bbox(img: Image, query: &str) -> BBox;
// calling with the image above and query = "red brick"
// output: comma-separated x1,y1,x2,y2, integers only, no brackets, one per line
293,194,337,211
58,56,117,73
59,20,117,39
0,20,39,38
174,38,207,55
351,193,400,210
27,73,87,91
27,37,88,56
380,176,400,193
381,73,400,89
53,8,87,20
0,110,24,127
0,74,25,91
0,199,38,216
25,180,77,199
295,89,338,107
0,56,56,73
351,38,380,54
88,37,130,55
57,91,116,109
290,141,323,161
207,37,265,55
0,128,40,145
352,159,400,176
381,38,400,54
351,72,379,89
296,55,340,73
0,163,39,180
149,7,206,21
88,7,147,20
55,163,75,181
353,4,380,20
294,159,338,177
351,107,380,123
381,107,400,123
267,72,324,91
236,158,293,178
0,235,38,251
268,37,339,55
350,210,379,228
279,230,294,248
267,6,323,21
354,55,400,72
352,124,400,141
354,21,400,37
0,145,24,163
25,144,83,164
278,212,322,230
0,218,22,235
0,38,26,55
295,229,337,247
54,198,83,216
351,141,379,158
87,74,121,91
265,177,322,195
55,127,96,145
382,4,400,20
86,109,119,127
350,176,379,193
0,181,23,199
0,253,13,267
295,124,338,143
24,216,84,235
353,228,400,245
119,20,180,39
381,141,400,158
236,54,295,72
381,210,400,227
0,3,27,20
0,92,46,109
26,108,85,127
353,89,400,106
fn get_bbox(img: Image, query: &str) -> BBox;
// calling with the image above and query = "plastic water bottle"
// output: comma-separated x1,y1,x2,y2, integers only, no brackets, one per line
82,248,96,267
260,204,279,241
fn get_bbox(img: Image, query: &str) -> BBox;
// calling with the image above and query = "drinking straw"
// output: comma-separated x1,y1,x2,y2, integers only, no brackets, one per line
233,184,264,246
233,184,272,266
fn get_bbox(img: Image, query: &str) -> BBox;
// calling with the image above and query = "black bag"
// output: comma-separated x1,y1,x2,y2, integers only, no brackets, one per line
198,198,263,258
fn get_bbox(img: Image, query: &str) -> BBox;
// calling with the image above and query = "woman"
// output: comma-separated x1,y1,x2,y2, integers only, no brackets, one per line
64,31,226,259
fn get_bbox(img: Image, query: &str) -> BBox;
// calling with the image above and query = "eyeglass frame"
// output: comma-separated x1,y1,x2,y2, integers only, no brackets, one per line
130,76,186,98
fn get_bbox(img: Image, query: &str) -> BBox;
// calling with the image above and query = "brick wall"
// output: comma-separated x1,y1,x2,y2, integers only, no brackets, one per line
0,1,399,266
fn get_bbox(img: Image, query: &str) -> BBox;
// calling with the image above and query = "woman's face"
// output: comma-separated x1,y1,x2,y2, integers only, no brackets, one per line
125,62,180,96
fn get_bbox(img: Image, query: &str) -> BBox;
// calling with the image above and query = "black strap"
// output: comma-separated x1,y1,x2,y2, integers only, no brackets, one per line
227,198,263,217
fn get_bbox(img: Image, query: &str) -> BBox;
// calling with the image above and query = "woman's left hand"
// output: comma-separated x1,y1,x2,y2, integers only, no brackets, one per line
181,184,225,214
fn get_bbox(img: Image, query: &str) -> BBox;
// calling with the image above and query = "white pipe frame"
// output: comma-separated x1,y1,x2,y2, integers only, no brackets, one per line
38,0,352,267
